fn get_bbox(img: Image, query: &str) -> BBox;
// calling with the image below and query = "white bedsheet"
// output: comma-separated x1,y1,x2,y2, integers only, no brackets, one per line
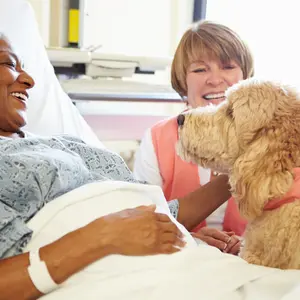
23,181,300,300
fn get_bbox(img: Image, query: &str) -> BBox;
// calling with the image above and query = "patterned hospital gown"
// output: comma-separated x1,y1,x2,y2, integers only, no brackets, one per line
0,135,138,258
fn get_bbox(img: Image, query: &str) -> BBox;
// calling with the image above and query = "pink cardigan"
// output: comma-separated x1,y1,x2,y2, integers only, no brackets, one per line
151,116,247,235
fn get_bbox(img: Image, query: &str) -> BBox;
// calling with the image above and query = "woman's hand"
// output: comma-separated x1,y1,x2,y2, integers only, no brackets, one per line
0,205,185,300
223,232,241,255
86,205,186,256
191,227,241,255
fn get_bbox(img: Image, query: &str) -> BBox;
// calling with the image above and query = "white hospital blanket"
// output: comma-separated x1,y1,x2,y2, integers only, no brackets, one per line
23,181,300,300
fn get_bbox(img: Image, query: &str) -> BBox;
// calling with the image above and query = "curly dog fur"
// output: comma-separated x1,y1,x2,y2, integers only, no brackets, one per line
177,78,300,269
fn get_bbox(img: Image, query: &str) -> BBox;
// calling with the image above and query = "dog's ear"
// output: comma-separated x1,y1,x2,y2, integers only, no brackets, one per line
230,141,294,220
227,80,300,219
228,80,279,149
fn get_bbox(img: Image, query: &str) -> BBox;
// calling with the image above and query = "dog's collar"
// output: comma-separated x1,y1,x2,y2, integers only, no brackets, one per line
264,168,300,211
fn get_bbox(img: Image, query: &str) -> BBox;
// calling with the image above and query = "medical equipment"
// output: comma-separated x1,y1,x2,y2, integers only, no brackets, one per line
60,78,182,102
47,47,181,103
47,47,172,78
46,46,183,140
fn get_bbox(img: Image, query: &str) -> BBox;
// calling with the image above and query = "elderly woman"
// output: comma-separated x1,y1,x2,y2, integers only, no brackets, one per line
0,35,232,299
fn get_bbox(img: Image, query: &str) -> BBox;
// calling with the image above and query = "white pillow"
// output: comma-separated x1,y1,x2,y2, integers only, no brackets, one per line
0,0,103,148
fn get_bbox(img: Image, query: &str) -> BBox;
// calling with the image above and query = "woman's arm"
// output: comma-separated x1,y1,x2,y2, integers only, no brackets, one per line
177,175,231,231
0,206,184,300
0,228,105,300
134,131,231,231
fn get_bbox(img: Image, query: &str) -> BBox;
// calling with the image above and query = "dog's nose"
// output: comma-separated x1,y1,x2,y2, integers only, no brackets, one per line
177,114,185,126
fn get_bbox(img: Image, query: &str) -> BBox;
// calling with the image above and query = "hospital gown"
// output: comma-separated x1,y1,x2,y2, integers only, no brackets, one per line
0,135,139,258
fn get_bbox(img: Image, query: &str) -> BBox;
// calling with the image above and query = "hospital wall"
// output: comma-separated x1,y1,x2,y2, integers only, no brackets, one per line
28,0,193,168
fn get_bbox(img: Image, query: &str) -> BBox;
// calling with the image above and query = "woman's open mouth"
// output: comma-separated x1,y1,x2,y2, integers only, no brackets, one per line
10,92,28,106
203,92,225,101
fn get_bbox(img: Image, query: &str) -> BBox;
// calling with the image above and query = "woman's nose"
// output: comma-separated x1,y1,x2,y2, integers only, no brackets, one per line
177,114,185,126
18,71,35,89
206,71,224,86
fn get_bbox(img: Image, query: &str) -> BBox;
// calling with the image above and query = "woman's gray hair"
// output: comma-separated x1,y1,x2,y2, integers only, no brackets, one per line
0,33,10,44
0,33,13,51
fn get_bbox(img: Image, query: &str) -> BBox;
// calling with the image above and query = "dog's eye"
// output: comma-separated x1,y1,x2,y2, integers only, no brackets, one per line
227,107,234,118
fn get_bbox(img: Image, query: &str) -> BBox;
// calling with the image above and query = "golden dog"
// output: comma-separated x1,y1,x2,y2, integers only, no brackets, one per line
177,78,300,269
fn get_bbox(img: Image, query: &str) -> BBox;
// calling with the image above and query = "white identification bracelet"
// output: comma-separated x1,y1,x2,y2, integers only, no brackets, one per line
27,248,59,294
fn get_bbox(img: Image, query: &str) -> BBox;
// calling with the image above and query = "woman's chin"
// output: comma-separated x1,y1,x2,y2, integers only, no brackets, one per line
12,112,27,130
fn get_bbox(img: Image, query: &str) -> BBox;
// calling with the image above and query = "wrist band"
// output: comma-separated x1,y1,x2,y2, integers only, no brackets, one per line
27,248,59,294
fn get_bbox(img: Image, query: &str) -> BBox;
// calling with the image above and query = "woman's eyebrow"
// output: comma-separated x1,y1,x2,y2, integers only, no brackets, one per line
190,60,206,65
0,50,18,61
188,61,207,70
0,50,23,68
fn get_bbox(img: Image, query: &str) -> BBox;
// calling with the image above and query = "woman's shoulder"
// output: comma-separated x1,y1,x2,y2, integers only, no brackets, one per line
149,116,179,145
149,116,180,152
151,116,178,131
152,108,188,131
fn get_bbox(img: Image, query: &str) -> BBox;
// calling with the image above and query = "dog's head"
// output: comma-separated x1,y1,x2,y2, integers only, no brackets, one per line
177,78,300,219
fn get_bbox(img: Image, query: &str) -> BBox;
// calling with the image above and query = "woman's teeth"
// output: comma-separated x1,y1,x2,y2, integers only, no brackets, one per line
203,93,225,100
10,92,28,101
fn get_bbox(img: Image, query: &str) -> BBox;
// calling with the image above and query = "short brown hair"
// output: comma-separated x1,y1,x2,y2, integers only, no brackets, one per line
171,21,254,97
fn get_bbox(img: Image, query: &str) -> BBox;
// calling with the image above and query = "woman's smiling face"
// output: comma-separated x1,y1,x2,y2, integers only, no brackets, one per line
0,38,35,135
186,58,243,108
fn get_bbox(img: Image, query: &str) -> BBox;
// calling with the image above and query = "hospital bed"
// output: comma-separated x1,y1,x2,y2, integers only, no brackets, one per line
1,1,300,299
